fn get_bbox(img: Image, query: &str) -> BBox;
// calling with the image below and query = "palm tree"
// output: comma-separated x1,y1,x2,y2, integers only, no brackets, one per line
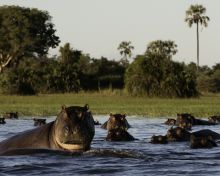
117,41,134,66
185,4,210,69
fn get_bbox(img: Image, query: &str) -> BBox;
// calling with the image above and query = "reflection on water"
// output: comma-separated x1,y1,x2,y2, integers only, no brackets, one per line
1,116,220,175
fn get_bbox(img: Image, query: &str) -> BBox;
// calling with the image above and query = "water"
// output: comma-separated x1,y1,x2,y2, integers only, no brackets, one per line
1,116,220,176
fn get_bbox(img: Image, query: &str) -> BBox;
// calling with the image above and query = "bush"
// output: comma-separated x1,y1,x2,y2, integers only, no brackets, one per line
125,54,198,97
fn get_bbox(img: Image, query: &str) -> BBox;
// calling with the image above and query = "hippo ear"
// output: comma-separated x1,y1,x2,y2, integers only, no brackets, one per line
61,105,66,111
77,111,83,119
111,116,116,121
84,104,89,111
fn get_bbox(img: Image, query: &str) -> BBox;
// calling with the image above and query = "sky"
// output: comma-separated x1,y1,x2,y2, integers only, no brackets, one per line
0,0,219,66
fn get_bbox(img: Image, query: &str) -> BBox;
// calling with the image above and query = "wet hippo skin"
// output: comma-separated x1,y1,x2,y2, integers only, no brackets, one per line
0,105,95,155
101,113,131,130
166,127,220,142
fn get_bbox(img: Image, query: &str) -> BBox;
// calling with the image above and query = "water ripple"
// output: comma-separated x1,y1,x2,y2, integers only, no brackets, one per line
1,116,220,175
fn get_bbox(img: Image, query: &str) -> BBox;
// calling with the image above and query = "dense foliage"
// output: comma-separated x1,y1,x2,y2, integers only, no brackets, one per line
0,5,219,97
0,6,60,73
0,44,126,94
125,54,198,97
125,40,198,97
197,64,220,93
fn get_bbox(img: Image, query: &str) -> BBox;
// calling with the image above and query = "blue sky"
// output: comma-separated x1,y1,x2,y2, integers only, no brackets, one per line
0,0,219,66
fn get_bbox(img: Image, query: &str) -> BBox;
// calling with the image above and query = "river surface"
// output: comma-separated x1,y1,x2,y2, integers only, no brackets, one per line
1,116,220,176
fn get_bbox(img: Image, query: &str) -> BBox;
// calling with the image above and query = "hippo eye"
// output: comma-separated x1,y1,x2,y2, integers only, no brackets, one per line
208,135,213,140
64,126,70,133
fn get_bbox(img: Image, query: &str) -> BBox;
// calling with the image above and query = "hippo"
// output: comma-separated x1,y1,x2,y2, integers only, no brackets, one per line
166,127,220,142
101,113,131,130
33,118,47,126
177,113,216,126
94,119,101,125
0,104,95,155
190,135,217,149
150,135,168,144
0,118,6,124
3,112,18,119
176,114,193,130
165,113,216,130
208,116,220,123
106,129,135,141
164,118,176,126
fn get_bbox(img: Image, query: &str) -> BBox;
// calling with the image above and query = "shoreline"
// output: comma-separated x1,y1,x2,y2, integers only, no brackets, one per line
0,93,219,117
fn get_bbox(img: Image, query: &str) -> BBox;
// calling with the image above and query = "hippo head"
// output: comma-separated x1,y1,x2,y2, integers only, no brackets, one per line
0,118,6,124
33,118,46,126
208,116,220,123
177,113,195,122
53,104,95,151
150,135,168,144
164,119,176,125
176,113,194,130
106,129,135,141
166,127,190,142
190,135,217,149
178,120,192,130
106,113,129,130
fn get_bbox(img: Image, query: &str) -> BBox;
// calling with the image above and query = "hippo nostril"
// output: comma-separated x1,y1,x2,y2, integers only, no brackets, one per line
73,129,78,134
65,126,69,132
64,126,70,136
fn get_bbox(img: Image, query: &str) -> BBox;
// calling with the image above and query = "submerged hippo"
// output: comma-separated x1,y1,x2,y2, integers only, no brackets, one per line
94,119,101,125
175,113,193,130
0,104,95,155
208,116,220,123
164,118,176,126
106,129,135,141
3,112,18,119
150,135,168,144
164,113,216,130
101,113,131,130
166,127,220,142
0,118,6,124
177,113,216,126
190,135,217,149
33,118,47,126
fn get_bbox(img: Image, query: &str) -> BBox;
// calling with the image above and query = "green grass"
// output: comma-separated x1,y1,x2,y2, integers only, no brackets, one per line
0,92,220,118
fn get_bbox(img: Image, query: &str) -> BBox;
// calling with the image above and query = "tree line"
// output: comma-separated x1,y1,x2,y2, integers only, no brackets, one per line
0,5,219,97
